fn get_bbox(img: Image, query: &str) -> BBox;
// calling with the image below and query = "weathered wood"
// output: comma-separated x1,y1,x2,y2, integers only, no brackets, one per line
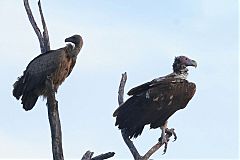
46,78,64,160
121,129,141,160
23,0,45,53
38,0,50,52
81,151,115,160
81,151,94,160
118,72,127,105
92,152,115,160
118,73,141,160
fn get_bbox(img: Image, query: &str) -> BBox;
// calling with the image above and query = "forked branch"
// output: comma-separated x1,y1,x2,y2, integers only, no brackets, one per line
23,0,46,53
81,151,115,160
38,0,50,51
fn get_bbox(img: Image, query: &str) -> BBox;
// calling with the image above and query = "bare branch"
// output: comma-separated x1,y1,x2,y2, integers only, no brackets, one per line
38,0,50,52
81,151,94,160
81,151,115,160
121,129,141,160
142,142,162,160
118,73,141,160
118,72,127,105
46,78,64,160
141,133,171,160
142,125,176,159
23,0,45,53
92,152,115,160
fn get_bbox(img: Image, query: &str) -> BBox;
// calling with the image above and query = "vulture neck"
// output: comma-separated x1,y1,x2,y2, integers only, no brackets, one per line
153,66,188,83
172,65,188,79
69,42,82,58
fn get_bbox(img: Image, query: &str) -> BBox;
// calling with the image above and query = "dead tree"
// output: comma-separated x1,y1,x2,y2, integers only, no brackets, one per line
23,1,114,159
117,72,176,160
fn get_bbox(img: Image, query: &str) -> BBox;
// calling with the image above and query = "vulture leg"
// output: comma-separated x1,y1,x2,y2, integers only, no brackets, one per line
158,121,169,154
158,121,168,144
161,128,177,154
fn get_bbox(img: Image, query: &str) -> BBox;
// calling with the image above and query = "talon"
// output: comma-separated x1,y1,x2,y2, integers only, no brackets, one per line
165,128,177,142
162,142,168,155
158,134,169,154
158,135,168,144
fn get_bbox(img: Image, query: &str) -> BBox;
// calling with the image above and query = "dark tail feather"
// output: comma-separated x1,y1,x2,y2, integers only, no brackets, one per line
114,96,147,139
22,93,38,111
13,76,25,100
130,126,145,138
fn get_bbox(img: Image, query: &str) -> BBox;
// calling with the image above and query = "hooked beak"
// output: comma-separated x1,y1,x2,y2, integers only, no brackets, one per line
65,37,71,42
189,59,197,68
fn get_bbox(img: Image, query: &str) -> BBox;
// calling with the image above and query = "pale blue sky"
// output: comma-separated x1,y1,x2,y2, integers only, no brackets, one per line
0,0,238,159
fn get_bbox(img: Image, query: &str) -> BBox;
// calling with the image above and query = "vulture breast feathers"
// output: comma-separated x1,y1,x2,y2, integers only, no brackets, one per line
13,35,83,111
113,56,197,139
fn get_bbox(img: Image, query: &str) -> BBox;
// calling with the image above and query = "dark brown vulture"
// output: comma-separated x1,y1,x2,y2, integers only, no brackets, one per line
13,35,83,111
113,56,197,144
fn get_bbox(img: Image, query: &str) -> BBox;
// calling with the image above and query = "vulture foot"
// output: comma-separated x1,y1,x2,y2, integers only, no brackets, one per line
158,128,177,154
158,134,168,145
158,135,168,155
165,128,177,142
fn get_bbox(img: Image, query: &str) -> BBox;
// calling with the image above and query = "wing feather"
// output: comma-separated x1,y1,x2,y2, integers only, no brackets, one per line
13,48,66,110
114,79,196,138
127,75,182,96
127,81,153,96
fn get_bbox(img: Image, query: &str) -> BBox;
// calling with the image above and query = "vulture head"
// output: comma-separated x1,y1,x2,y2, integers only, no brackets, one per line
173,56,197,73
65,34,82,44
65,34,83,57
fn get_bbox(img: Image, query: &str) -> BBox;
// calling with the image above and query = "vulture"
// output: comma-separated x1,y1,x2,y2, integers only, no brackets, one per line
113,56,197,144
13,34,83,111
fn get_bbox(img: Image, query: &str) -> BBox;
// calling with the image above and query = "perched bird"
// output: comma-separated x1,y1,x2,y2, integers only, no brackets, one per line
113,56,197,145
13,35,83,111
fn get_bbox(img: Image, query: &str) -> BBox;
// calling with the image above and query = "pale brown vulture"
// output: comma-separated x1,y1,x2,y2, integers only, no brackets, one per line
13,35,83,111
113,56,197,144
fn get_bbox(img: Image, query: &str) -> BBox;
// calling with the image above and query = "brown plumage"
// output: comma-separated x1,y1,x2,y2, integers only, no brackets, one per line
13,35,83,111
113,56,197,142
